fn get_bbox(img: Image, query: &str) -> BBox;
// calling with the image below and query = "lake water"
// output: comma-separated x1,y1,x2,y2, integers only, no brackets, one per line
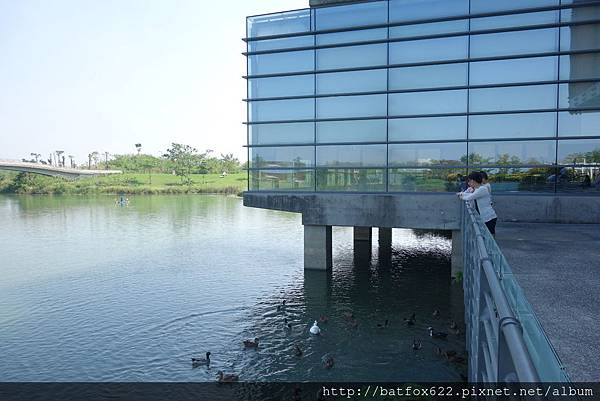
0,195,466,382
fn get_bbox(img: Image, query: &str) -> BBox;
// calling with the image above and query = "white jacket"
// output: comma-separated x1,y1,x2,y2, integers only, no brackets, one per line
460,185,497,223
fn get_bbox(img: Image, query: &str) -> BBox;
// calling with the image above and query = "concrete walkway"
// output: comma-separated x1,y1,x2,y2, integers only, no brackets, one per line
495,223,600,382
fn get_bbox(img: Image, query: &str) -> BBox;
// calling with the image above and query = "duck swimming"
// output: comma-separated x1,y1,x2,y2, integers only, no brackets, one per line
217,371,239,383
191,352,211,367
428,327,448,339
404,312,416,326
432,309,440,317
449,321,458,330
243,337,259,348
377,319,389,329
284,318,292,330
294,344,303,357
310,321,321,335
412,338,422,350
321,354,335,369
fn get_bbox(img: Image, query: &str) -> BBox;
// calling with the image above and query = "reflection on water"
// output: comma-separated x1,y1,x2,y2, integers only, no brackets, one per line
0,195,465,382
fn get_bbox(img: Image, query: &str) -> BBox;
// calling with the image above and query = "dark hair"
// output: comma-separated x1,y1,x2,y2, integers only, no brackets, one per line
479,171,488,180
467,172,483,184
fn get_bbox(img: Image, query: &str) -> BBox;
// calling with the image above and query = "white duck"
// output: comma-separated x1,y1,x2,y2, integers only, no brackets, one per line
310,320,321,335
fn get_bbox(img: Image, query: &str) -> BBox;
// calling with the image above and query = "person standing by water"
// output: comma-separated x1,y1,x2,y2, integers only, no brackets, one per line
480,171,492,205
457,172,497,236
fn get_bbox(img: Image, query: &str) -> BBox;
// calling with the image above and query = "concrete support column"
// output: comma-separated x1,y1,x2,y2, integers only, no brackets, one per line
451,229,463,279
378,227,392,249
304,225,332,270
378,227,392,264
353,226,372,245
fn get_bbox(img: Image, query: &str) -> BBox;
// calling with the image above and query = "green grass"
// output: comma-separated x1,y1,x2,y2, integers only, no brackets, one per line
0,172,248,195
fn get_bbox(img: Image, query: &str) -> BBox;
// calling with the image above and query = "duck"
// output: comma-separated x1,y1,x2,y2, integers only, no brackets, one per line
284,318,292,330
321,354,334,369
377,319,389,329
191,352,211,367
412,338,422,350
449,321,458,330
404,312,416,326
216,371,239,383
428,326,448,339
294,344,303,357
432,309,440,317
319,315,328,323
243,337,259,348
310,320,321,335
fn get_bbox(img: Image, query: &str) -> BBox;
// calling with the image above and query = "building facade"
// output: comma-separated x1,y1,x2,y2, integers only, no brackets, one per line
245,0,600,195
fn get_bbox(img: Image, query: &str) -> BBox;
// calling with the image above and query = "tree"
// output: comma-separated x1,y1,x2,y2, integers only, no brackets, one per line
163,143,201,185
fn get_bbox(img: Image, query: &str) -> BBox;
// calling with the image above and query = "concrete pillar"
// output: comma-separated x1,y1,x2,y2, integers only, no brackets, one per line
353,226,372,245
378,227,392,264
451,229,463,279
304,225,332,270
353,226,372,265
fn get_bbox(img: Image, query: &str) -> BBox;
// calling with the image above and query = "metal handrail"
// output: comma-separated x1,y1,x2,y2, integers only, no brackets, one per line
463,202,542,382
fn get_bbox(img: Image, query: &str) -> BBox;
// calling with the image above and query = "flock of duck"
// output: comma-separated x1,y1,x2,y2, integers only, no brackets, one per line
191,301,466,382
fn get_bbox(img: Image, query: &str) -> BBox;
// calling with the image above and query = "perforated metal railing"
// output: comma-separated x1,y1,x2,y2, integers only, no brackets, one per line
462,203,569,383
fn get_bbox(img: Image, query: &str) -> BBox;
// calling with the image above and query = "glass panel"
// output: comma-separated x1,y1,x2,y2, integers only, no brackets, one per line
469,85,557,112
559,82,600,109
248,9,312,38
249,36,313,52
469,140,557,165
250,146,314,168
389,63,467,90
389,90,467,116
470,0,558,14
388,143,467,166
471,11,558,31
389,116,467,141
470,29,558,58
558,110,600,137
559,53,600,80
249,123,314,145
317,28,387,46
390,36,468,64
316,144,386,167
470,57,557,85
249,98,314,122
561,5,600,23
558,139,600,164
390,20,468,39
317,69,386,94
248,50,314,75
317,43,387,70
317,94,386,118
250,169,314,191
469,112,557,139
560,23,600,51
555,166,600,192
389,0,469,23
388,168,466,192
316,168,386,192
315,1,387,30
248,75,314,99
482,167,557,192
317,120,387,143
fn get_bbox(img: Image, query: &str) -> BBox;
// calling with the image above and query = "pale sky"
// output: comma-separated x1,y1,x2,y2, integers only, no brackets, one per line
0,0,307,164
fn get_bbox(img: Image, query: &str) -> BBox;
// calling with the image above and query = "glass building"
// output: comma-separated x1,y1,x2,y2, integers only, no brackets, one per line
244,0,600,194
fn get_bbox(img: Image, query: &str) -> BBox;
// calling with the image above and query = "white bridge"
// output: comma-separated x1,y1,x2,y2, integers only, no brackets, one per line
0,160,122,180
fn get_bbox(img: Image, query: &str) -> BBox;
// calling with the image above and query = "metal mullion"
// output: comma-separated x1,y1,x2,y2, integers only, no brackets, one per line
386,0,390,193
246,17,251,192
313,9,317,193
244,78,600,102
243,48,600,79
467,0,472,175
244,18,600,56
244,0,600,42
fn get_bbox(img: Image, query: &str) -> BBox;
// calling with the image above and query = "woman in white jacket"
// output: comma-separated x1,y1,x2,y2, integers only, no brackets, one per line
457,172,497,236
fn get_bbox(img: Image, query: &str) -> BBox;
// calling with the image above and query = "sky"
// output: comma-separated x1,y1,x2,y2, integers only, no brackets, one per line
0,0,307,164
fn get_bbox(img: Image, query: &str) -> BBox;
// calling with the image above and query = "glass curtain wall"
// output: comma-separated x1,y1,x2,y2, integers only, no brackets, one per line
245,0,600,193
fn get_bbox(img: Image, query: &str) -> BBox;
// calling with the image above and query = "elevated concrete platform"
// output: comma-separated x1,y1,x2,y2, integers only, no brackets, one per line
496,223,600,382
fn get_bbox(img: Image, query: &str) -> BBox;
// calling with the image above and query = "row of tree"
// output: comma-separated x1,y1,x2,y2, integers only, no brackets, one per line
102,143,245,184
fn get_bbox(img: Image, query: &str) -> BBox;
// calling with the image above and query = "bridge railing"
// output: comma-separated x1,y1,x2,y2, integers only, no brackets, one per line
462,203,569,383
